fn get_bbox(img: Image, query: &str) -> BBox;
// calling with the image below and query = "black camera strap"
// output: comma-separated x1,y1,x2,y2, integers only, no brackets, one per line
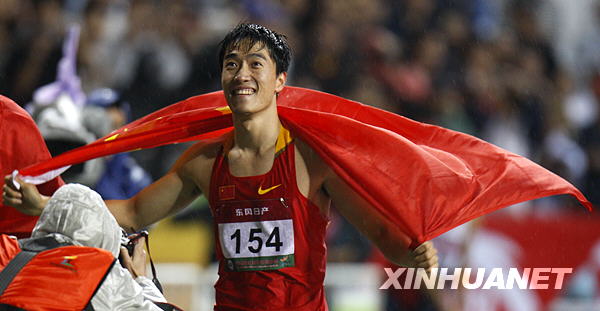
144,234,163,293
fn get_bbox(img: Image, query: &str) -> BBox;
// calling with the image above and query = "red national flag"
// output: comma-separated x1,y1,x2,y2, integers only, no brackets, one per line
17,87,593,247
218,185,235,201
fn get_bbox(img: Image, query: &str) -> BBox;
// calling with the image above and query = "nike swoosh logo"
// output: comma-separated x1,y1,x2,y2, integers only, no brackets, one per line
258,184,281,195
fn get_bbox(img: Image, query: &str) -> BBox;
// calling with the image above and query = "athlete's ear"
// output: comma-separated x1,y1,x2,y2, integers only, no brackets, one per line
275,72,287,93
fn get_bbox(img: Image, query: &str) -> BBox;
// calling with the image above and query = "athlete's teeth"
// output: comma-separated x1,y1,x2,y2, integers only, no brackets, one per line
235,89,254,95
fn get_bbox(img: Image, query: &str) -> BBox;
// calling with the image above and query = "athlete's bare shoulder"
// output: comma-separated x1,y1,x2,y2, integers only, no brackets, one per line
172,133,230,193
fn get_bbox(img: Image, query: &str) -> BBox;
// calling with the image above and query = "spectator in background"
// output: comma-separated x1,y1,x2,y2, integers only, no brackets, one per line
27,24,107,187
86,88,152,200
23,21,152,201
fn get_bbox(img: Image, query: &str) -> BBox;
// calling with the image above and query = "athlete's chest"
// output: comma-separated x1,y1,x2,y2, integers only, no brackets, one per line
211,145,297,271
224,145,314,197
216,145,294,193
226,148,279,177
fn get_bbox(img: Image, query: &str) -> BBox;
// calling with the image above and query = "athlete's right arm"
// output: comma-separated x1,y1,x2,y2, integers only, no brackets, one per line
107,141,217,231
3,165,199,232
106,166,200,231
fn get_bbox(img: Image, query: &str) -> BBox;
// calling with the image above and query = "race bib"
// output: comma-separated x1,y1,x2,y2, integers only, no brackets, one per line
214,198,295,271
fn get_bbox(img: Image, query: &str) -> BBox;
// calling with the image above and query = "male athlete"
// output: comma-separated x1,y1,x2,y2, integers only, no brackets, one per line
4,24,438,310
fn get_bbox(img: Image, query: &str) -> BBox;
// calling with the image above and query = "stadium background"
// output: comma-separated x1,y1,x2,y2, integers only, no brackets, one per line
1,0,599,310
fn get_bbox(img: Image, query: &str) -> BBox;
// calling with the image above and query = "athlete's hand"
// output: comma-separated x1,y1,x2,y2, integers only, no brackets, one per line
408,241,438,273
120,236,147,279
3,175,48,216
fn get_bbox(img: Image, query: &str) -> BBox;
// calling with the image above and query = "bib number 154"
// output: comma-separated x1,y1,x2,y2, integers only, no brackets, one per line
230,227,283,254
218,219,294,259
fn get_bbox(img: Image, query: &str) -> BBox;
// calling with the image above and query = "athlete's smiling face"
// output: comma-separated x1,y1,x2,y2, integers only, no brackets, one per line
221,41,287,115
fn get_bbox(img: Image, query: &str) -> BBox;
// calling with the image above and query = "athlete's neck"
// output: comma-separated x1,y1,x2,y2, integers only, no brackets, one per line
231,102,281,155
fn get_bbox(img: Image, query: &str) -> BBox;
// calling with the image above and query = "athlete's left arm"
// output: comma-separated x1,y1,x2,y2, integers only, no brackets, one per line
322,170,438,270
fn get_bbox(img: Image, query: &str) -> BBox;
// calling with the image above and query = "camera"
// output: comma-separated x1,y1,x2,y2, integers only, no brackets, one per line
120,229,148,256
118,229,163,293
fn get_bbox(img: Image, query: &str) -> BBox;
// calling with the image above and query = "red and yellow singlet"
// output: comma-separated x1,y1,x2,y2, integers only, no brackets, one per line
209,127,329,310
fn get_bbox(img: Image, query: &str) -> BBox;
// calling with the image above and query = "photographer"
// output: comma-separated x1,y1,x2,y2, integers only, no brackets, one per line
0,184,178,310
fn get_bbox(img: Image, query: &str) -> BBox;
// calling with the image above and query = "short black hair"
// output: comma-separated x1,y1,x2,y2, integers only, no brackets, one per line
218,23,291,75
